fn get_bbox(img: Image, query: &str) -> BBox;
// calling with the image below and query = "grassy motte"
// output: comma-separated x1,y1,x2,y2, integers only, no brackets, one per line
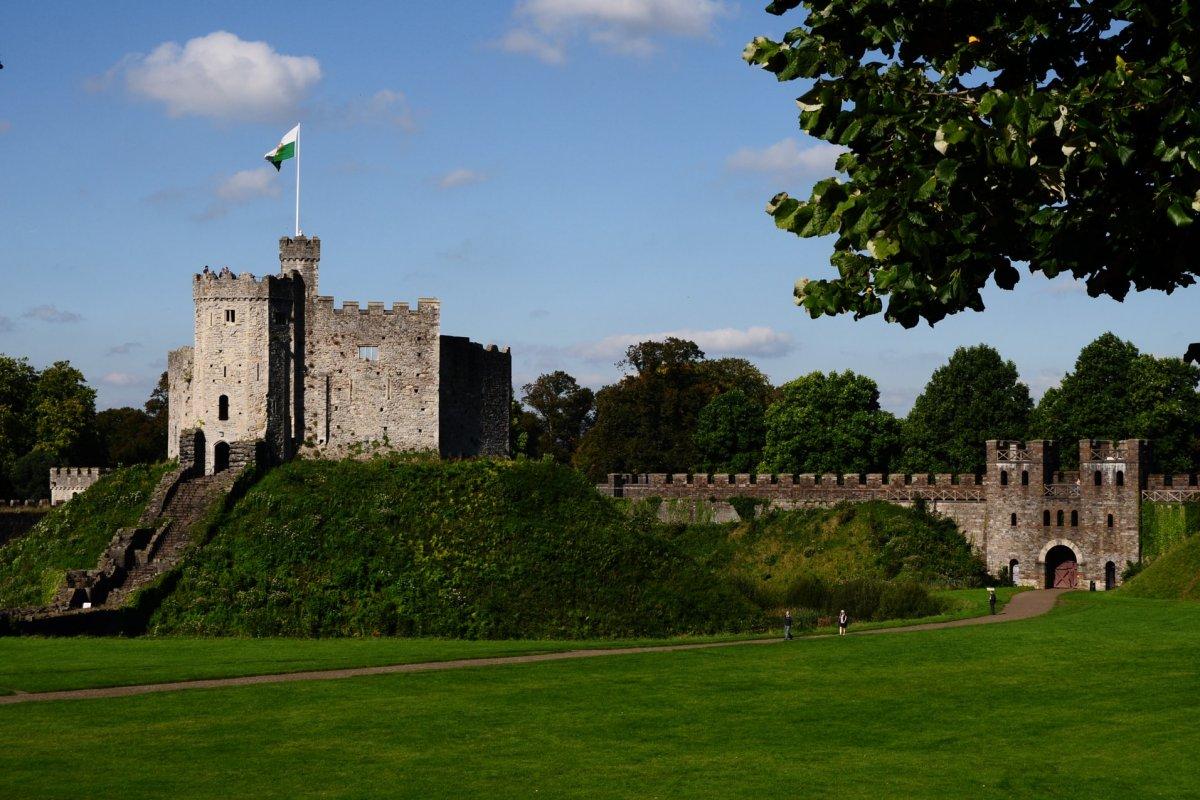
0,463,172,609
0,594,1197,798
148,458,758,638
1122,534,1200,600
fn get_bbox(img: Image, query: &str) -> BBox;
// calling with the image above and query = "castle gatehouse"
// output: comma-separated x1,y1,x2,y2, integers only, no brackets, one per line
167,236,511,471
598,438,1184,589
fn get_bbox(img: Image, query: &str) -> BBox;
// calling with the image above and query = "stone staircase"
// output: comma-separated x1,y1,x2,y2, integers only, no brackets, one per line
2,466,244,634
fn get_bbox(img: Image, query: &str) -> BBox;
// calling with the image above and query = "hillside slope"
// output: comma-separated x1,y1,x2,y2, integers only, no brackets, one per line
1122,535,1200,600
148,458,758,638
0,463,172,609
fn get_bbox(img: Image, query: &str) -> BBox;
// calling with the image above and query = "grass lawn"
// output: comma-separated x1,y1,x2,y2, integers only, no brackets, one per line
0,589,1016,695
1,592,1197,799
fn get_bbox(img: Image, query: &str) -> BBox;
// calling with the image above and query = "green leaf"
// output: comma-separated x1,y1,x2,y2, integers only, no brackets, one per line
1167,204,1194,227
934,159,960,185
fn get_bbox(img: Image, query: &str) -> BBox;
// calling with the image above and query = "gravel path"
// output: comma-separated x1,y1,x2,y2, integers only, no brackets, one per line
0,589,1066,706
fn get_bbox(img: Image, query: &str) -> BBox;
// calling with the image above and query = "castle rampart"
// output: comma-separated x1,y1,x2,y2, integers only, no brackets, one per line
598,438,1165,590
49,467,109,505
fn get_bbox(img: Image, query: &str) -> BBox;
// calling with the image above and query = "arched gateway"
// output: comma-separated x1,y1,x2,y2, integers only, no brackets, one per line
1044,544,1079,588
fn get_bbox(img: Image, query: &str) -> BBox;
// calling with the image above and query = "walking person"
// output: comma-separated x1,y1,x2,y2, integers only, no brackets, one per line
784,609,793,640
837,609,849,636
988,587,997,615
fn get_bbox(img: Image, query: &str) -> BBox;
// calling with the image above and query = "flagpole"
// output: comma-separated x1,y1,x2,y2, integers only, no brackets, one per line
295,124,301,236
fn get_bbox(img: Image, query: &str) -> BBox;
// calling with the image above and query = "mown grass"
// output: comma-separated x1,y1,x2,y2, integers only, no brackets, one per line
0,463,172,608
0,594,1196,799
1123,534,1200,600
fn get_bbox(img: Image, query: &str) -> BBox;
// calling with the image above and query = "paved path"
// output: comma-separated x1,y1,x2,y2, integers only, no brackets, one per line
0,589,1067,706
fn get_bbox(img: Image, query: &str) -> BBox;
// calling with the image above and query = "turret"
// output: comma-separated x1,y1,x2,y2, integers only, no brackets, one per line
279,235,320,297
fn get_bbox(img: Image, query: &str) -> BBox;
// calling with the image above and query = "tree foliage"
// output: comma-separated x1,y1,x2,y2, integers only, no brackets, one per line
761,370,899,474
1031,332,1200,470
574,338,714,481
694,389,767,474
746,1,1200,326
521,371,595,465
899,345,1032,474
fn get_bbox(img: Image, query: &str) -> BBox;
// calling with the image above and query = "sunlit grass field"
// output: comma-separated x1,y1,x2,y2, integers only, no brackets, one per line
1,593,1196,799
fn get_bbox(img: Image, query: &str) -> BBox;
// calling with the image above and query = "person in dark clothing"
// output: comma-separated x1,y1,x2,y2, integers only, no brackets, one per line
988,588,997,615
837,609,849,636
784,610,793,640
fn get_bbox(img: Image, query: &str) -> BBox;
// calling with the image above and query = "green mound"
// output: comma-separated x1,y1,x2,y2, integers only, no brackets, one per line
0,463,173,609
1122,535,1200,600
148,458,758,638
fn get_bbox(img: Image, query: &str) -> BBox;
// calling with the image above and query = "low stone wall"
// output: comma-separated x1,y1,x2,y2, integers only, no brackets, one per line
49,467,109,505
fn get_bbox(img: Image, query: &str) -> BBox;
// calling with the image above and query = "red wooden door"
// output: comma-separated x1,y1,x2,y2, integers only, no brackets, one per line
1053,560,1077,588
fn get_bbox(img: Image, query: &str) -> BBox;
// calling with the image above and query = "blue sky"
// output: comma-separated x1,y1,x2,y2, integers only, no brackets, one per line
0,1,1194,413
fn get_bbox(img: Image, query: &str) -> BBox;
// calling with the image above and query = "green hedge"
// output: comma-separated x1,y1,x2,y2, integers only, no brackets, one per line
1141,502,1200,563
0,463,173,608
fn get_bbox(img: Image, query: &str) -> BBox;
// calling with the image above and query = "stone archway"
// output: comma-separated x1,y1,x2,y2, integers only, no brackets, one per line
214,441,231,473
1044,544,1079,588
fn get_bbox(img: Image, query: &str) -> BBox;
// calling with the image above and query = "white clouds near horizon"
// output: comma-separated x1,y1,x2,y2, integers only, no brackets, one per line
573,326,795,362
500,0,726,63
437,168,489,190
727,138,846,179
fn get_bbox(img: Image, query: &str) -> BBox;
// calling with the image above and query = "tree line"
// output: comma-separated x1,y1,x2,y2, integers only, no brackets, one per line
0,355,167,499
513,333,1200,481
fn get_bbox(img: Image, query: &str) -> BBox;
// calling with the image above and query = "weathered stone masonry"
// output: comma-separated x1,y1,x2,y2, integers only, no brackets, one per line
168,235,511,470
600,439,1175,590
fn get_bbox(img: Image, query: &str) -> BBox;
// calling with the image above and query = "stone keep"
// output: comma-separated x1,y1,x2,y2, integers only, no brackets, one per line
168,236,510,472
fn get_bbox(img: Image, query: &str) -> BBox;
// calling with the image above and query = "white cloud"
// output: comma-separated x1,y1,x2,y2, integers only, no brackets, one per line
102,372,142,387
106,31,321,122
1040,273,1087,295
438,168,488,190
326,89,416,131
215,167,281,203
500,0,726,63
727,138,846,179
498,29,566,65
574,326,795,362
106,342,142,355
23,305,82,324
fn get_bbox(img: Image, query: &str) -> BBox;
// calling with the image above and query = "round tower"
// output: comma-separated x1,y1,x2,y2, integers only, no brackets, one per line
279,235,320,298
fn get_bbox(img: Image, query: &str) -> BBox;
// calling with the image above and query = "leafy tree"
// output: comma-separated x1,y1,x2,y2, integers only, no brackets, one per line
696,358,775,407
898,345,1032,474
1031,333,1200,471
95,407,166,467
761,370,899,474
9,448,57,500
0,355,39,495
694,389,766,474
509,397,542,460
745,2,1200,326
574,338,710,481
521,371,595,465
31,361,97,463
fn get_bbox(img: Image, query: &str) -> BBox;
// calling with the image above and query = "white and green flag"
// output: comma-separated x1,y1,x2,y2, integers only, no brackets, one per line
264,124,299,171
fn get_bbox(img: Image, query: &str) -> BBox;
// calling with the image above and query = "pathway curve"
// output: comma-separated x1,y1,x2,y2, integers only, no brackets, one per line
0,589,1067,706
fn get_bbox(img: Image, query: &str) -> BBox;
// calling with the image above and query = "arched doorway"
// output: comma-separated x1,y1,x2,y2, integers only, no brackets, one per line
214,441,231,473
1045,544,1078,588
1009,559,1020,586
191,429,206,475
1105,561,1117,591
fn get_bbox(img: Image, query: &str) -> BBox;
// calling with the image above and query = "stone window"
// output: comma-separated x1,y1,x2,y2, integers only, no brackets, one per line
225,309,236,323
1107,514,1114,528
1116,470,1125,486
1021,470,1029,486
218,395,229,421
1070,510,1078,526
1094,470,1102,486
358,346,379,362
1010,513,1017,527
1000,470,1008,486
1043,510,1051,526
1056,510,1064,527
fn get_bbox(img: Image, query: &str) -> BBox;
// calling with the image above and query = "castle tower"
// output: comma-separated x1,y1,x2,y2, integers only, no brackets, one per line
279,235,320,298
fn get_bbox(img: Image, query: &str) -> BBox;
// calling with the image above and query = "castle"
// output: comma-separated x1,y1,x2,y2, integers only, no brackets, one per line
599,438,1195,590
166,236,511,472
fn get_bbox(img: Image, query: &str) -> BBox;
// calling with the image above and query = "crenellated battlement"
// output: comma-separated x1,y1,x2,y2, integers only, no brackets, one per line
50,467,109,478
312,296,441,317
193,267,293,300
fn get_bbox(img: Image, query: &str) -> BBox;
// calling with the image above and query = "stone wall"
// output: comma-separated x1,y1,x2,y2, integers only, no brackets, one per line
438,336,512,458
49,467,109,505
597,439,1157,589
